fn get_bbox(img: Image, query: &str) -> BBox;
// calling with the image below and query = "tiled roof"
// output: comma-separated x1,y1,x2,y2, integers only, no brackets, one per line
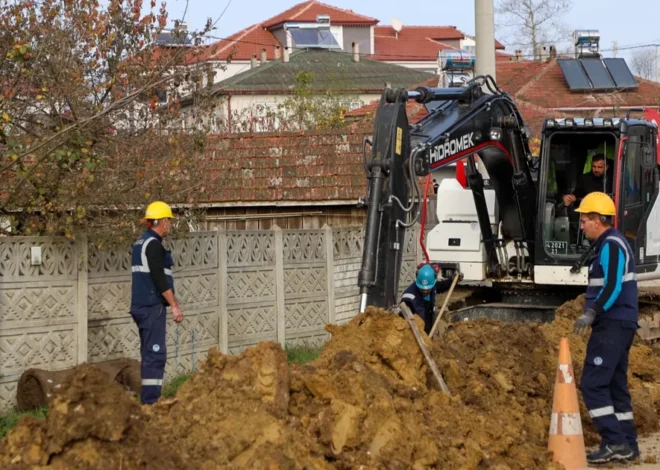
262,0,378,29
202,129,372,203
506,58,660,109
201,128,434,204
204,25,281,62
209,49,436,94
371,26,506,62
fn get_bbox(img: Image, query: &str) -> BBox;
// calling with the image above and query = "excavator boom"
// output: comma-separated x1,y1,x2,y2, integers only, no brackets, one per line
358,76,536,312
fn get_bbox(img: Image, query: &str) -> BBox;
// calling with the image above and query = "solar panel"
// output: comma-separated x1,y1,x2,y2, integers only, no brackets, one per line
580,58,616,90
603,58,639,89
557,59,592,91
290,28,340,49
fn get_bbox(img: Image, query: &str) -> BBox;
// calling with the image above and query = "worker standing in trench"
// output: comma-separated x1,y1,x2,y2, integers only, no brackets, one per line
572,192,639,464
130,201,184,405
401,264,459,335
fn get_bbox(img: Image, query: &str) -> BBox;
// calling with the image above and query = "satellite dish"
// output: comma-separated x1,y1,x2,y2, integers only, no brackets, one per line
391,17,403,33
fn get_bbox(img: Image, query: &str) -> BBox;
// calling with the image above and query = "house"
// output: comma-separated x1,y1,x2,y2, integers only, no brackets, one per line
197,0,507,84
372,26,506,73
180,48,437,132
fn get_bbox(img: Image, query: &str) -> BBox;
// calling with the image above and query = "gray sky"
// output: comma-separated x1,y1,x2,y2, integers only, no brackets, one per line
162,0,660,62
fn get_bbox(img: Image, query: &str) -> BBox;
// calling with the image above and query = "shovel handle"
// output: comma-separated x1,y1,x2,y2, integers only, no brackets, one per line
399,302,450,394
429,272,460,339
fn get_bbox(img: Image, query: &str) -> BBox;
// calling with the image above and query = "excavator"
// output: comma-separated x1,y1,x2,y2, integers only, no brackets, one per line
357,75,660,341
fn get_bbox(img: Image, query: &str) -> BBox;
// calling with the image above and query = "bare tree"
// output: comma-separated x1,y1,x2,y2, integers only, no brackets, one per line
496,0,572,58
630,49,657,81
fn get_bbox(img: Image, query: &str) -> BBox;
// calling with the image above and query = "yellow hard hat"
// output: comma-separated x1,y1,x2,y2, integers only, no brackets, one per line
574,192,616,216
144,201,174,220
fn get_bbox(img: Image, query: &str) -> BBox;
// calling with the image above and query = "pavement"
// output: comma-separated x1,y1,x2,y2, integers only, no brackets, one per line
587,433,660,468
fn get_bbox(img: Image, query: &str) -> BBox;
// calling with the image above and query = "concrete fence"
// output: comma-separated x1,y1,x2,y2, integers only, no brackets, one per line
0,224,424,411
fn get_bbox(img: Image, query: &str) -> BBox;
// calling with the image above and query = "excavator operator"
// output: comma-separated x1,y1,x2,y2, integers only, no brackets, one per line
401,264,459,335
562,153,613,207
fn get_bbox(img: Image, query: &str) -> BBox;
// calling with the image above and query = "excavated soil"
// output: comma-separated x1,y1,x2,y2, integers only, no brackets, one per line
2,298,660,469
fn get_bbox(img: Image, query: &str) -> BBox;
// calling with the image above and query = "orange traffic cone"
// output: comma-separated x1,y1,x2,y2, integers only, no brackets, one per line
548,337,588,470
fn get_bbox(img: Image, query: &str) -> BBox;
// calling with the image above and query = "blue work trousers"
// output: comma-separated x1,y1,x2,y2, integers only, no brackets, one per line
130,304,167,405
579,319,637,451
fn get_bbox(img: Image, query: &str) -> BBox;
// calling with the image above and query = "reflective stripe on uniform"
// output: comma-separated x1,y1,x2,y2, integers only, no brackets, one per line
142,378,163,386
605,236,631,274
132,266,150,273
164,268,172,276
402,293,416,301
588,406,615,418
588,272,637,286
615,412,634,421
141,237,156,269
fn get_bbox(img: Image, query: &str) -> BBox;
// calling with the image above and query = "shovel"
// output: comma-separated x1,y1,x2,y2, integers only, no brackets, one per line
429,272,461,339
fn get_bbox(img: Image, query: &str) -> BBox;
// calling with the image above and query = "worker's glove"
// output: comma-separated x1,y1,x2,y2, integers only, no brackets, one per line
573,309,596,335
457,272,464,282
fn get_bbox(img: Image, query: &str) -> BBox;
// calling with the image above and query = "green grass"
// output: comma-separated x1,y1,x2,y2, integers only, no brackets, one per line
286,345,322,365
0,406,48,440
162,374,190,398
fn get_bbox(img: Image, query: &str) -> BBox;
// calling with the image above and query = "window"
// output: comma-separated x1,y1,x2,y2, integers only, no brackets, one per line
330,26,343,47
623,138,642,205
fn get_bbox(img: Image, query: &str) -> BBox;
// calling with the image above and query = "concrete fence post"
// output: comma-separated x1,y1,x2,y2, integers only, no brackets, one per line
217,228,228,354
323,224,336,325
76,236,88,364
272,225,286,346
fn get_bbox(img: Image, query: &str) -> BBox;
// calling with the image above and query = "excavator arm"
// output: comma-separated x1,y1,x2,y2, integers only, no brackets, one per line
358,76,537,312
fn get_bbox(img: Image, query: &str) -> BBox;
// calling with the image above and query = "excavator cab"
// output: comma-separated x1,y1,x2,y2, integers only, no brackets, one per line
535,117,660,284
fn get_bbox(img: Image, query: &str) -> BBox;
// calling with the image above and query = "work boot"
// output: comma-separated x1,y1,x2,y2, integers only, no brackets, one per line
587,443,634,464
626,447,641,463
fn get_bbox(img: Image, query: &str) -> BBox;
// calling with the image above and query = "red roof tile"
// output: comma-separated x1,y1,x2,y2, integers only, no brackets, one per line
262,0,378,29
204,24,281,61
201,129,374,203
494,58,660,110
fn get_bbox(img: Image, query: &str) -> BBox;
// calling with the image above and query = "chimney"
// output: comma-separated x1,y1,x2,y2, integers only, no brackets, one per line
250,55,257,68
541,46,549,61
283,47,290,63
274,46,281,60
549,45,557,59
515,50,522,61
260,48,267,65
352,42,359,63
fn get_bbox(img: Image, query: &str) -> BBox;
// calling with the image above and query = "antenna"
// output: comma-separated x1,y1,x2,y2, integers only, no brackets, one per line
391,17,403,38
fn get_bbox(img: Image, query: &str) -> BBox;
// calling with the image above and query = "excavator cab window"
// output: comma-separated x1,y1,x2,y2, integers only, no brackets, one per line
540,131,617,260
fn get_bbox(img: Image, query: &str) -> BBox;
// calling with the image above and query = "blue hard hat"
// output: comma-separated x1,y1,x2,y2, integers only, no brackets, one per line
416,264,437,290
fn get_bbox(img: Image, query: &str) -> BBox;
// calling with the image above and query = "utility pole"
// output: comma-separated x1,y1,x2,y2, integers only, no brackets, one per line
475,0,497,81
612,41,618,58
655,45,659,82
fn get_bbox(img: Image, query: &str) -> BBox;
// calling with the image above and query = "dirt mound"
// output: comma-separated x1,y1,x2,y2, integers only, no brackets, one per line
289,308,557,469
435,295,660,450
149,342,330,469
0,364,183,470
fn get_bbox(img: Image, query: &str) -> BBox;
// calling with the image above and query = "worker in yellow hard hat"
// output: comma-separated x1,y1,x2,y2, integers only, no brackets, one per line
130,201,183,405
573,192,639,464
